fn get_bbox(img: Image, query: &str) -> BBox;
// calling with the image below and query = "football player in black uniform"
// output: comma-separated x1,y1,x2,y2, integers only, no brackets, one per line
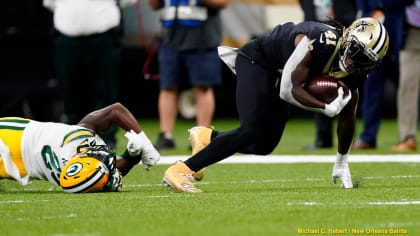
162,17,389,193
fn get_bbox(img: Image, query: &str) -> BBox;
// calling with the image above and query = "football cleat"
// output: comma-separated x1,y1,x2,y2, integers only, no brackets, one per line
191,168,206,182
332,163,353,189
189,126,214,155
189,126,214,181
162,161,202,193
60,157,110,193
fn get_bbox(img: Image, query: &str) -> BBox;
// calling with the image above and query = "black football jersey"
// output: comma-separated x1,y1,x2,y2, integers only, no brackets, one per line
239,21,366,90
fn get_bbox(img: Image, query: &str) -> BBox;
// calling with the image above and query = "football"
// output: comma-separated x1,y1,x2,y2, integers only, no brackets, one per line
303,76,350,104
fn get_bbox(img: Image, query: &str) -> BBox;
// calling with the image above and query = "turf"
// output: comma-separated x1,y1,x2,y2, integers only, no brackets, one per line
1,118,420,236
124,118,416,155
1,163,420,236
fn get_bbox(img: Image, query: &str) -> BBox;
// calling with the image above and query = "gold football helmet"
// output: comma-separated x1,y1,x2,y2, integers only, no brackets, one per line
60,157,109,193
339,17,389,74
60,145,122,193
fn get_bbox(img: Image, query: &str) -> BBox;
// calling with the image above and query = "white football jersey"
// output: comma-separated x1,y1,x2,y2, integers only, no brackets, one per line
7,120,105,186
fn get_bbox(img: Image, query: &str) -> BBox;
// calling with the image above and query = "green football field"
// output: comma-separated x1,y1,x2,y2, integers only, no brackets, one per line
1,119,419,236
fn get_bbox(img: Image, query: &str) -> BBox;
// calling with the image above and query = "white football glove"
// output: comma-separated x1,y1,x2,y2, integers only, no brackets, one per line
332,163,353,188
324,87,352,117
124,130,160,170
125,130,142,156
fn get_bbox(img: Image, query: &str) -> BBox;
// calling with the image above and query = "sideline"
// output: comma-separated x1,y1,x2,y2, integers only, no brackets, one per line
157,154,420,164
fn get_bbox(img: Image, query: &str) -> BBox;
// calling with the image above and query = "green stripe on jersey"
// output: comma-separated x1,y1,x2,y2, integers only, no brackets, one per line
0,117,30,130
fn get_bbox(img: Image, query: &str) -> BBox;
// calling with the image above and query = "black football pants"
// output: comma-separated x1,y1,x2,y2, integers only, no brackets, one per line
185,54,290,171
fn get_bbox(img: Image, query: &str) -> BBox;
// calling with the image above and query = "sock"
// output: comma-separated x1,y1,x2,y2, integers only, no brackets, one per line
163,133,173,140
335,152,348,165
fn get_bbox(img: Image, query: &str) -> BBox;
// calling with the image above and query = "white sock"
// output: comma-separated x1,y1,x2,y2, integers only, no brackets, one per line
163,133,173,139
335,152,348,165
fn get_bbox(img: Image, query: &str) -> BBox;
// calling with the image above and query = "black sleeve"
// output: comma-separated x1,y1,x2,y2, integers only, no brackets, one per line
303,24,341,76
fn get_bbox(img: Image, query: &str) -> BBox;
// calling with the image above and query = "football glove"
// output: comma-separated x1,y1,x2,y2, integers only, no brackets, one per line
124,130,160,170
332,163,353,188
125,130,143,156
324,87,352,117
103,169,123,192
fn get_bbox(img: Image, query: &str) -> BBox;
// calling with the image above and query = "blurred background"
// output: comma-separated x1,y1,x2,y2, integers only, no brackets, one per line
0,0,397,121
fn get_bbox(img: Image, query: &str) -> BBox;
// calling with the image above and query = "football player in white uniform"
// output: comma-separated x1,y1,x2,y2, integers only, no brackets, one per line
0,103,160,193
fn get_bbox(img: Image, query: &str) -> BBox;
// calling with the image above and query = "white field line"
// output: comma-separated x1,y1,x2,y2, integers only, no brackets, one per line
3,175,420,207
287,200,420,206
157,154,420,164
4,196,420,207
123,174,420,189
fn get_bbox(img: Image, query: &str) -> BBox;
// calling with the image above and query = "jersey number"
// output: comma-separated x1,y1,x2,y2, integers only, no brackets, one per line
320,30,337,46
41,145,61,185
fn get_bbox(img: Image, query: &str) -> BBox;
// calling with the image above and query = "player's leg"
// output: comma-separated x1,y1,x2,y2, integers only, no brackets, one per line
185,53,281,168
162,54,285,192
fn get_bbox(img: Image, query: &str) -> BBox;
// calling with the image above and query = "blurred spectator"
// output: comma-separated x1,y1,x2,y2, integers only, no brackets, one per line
299,0,333,22
392,0,419,152
0,1,58,121
43,0,138,148
299,0,358,150
352,0,408,150
148,0,228,150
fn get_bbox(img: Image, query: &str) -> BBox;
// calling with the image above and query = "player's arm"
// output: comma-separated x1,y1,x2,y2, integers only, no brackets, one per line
286,35,325,109
78,103,160,171
77,103,141,133
336,88,359,154
331,88,358,189
280,34,351,117
279,34,317,107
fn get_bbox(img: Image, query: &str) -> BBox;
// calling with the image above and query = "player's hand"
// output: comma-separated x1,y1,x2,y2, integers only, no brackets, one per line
332,163,353,188
324,87,352,117
141,142,160,170
104,169,123,192
124,130,143,156
124,130,160,170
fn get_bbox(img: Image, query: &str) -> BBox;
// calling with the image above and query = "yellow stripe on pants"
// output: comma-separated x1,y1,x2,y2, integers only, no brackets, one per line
0,118,30,179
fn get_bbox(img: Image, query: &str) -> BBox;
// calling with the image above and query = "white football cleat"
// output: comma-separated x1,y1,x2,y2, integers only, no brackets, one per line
332,163,353,188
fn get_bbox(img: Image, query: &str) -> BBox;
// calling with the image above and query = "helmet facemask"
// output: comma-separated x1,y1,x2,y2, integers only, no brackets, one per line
339,35,379,74
75,144,117,171
338,17,389,75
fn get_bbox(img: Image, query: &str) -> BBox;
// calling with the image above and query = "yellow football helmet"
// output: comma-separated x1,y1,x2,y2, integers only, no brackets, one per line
339,17,389,74
60,145,122,193
60,157,110,193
